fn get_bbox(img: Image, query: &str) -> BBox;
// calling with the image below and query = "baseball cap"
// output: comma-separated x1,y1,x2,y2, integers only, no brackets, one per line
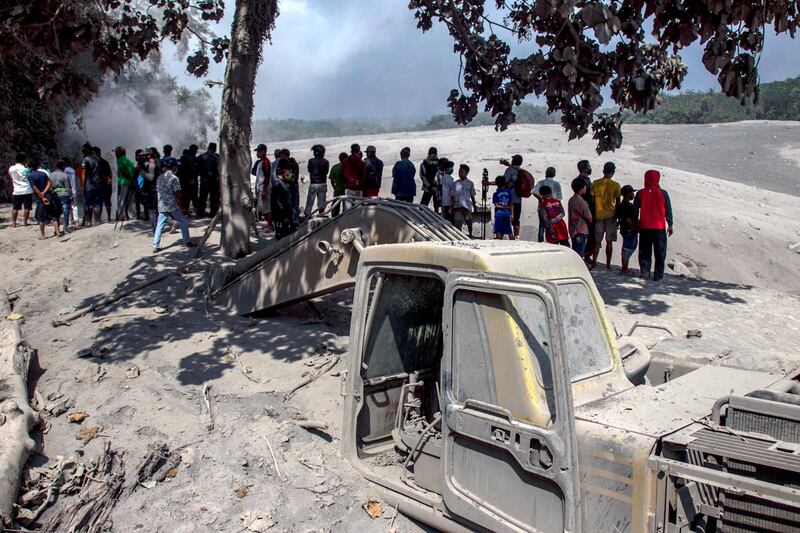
255,144,267,151
621,185,635,196
366,145,376,153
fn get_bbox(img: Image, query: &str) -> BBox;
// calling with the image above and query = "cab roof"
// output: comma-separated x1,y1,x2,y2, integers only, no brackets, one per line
359,240,592,284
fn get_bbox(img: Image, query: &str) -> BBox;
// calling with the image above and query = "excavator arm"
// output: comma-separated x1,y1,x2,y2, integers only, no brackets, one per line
206,197,468,316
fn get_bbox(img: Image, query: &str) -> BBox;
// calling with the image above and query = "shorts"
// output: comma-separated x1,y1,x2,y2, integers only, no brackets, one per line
453,207,472,225
512,202,522,226
12,193,33,210
102,182,113,207
594,218,618,244
84,188,104,208
621,233,638,261
494,211,513,235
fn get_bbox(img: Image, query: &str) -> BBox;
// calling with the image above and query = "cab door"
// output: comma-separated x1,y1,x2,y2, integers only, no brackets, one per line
441,272,581,533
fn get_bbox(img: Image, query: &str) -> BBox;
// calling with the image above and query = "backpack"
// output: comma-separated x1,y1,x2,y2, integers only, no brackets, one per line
516,168,534,198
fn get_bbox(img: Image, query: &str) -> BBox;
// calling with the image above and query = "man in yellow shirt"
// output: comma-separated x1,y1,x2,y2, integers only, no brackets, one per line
592,162,621,270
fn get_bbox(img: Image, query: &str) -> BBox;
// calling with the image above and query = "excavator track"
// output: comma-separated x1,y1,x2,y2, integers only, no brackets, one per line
206,197,468,315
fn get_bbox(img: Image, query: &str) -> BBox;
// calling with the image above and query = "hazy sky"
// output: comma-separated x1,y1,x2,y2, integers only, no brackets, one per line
168,0,800,120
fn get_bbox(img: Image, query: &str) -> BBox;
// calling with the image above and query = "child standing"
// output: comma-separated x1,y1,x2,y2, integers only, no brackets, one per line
492,176,514,240
538,185,570,246
568,177,593,257
618,185,639,276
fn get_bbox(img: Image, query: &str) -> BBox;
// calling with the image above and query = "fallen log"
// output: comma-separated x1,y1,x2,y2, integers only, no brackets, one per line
0,289,39,528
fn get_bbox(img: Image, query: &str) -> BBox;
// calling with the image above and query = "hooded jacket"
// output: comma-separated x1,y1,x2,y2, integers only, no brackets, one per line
635,170,673,230
342,153,366,191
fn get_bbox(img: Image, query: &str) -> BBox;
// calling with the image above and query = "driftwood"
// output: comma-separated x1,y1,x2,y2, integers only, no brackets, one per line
0,289,39,528
295,420,329,431
53,213,222,327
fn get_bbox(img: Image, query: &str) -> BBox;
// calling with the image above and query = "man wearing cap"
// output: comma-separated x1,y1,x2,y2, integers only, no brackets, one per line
152,157,194,252
305,144,330,218
342,143,366,209
253,143,273,230
591,161,622,270
363,145,383,198
533,166,563,242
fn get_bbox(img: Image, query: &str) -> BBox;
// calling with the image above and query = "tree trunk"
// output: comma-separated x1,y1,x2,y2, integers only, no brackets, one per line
0,290,39,527
218,0,280,258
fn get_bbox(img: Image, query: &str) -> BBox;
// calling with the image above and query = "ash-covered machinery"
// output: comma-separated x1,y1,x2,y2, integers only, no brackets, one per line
210,198,800,533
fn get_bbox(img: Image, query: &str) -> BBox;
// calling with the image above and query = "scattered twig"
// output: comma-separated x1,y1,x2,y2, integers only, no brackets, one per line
228,347,261,383
6,287,23,296
262,434,284,481
284,354,341,401
202,383,214,431
90,312,152,323
193,211,221,259
389,501,400,532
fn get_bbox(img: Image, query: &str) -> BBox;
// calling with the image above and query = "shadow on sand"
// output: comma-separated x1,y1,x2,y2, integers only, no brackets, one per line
69,219,353,387
591,267,749,317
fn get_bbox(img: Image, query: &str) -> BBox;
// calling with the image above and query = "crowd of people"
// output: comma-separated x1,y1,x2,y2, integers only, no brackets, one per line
6,140,674,280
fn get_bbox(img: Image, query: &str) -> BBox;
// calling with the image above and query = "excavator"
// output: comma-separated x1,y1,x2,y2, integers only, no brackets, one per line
208,197,800,533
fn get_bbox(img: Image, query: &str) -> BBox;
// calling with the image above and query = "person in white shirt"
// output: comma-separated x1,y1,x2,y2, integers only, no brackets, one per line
438,158,455,222
9,153,32,227
533,166,563,242
452,164,478,237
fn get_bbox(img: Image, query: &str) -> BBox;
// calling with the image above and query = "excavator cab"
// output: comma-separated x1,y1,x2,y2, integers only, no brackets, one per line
340,242,604,533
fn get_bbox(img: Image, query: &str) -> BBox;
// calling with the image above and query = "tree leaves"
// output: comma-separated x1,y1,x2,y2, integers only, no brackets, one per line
409,0,798,153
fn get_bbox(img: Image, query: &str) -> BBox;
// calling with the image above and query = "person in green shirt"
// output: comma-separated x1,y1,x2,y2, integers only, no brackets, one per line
115,146,136,221
329,152,347,216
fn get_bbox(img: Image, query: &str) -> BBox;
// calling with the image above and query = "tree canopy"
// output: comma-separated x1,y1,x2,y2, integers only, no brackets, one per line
409,0,799,152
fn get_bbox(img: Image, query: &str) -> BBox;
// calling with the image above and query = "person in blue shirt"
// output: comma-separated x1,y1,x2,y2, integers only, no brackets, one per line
492,176,514,240
391,147,416,202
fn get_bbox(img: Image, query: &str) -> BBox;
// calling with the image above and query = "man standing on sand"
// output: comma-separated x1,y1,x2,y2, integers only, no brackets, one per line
419,147,441,213
178,144,199,216
253,143,273,228
94,146,113,222
618,185,639,276
591,162,622,270
305,144,329,218
197,142,220,217
9,153,32,227
438,158,455,222
152,158,194,253
533,166,562,242
329,152,347,216
391,147,416,202
501,154,525,239
342,144,366,209
81,143,103,225
568,177,593,257
451,164,477,236
363,146,383,198
576,160,595,260
115,146,135,221
635,170,673,281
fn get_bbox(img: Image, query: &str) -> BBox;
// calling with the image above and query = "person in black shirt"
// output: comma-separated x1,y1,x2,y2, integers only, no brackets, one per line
178,145,199,216
304,144,330,218
196,142,220,217
93,146,113,222
363,145,384,197
618,184,639,276
272,161,297,240
81,143,102,225
279,149,300,223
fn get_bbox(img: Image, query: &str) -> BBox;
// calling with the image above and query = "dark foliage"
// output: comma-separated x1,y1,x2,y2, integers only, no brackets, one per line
408,0,799,152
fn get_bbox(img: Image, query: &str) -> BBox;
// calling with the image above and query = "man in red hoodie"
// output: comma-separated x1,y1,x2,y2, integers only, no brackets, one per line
342,143,366,209
634,169,673,281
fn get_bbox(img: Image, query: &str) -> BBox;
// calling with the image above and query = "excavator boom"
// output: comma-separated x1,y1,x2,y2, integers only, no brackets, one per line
206,198,468,315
